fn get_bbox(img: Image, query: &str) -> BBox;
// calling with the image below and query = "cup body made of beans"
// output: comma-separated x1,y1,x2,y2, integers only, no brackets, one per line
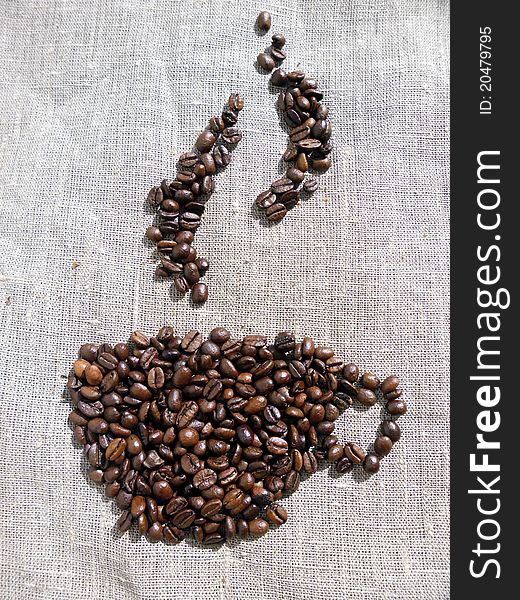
68,329,405,544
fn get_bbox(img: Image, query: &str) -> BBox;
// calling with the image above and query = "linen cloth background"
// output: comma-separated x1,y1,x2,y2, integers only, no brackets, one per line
0,1,450,598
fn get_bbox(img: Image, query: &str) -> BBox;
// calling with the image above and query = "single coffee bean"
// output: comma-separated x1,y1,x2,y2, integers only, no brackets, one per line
381,419,401,442
266,203,287,222
271,33,286,48
191,283,208,304
271,68,288,87
196,130,216,153
381,375,400,394
374,436,393,457
335,457,353,474
271,47,286,62
283,145,298,161
386,399,407,415
257,53,275,72
271,178,294,194
221,127,242,144
303,178,318,193
286,167,305,184
287,70,305,84
256,190,277,209
249,518,270,537
311,156,332,171
256,11,272,32
357,388,377,407
362,372,380,390
344,442,366,465
363,453,380,474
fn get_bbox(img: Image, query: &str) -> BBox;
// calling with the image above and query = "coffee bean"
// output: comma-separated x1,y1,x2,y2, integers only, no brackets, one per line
271,47,286,62
196,130,216,153
386,399,407,415
271,178,294,194
374,436,393,456
381,375,400,394
210,145,228,169
266,203,287,222
311,156,332,171
344,442,366,465
209,115,225,133
362,372,380,390
221,127,242,144
286,167,305,184
335,457,353,474
287,70,305,84
183,262,200,286
357,388,377,407
303,178,318,193
228,93,245,112
283,145,298,161
249,518,270,537
363,453,380,474
256,11,272,32
191,283,208,304
193,468,218,490
256,190,276,209
106,437,126,461
257,53,275,72
271,68,288,87
381,419,401,442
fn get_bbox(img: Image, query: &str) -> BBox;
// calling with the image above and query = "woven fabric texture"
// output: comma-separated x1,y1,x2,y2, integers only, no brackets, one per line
0,1,450,598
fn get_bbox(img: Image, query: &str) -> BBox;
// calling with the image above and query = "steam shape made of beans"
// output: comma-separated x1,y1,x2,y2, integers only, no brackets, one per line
255,11,332,222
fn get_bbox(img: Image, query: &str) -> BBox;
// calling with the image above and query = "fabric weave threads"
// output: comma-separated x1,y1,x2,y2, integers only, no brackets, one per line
0,1,449,599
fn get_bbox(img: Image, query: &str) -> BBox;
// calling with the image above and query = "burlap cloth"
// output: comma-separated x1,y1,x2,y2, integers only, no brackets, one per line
0,1,449,598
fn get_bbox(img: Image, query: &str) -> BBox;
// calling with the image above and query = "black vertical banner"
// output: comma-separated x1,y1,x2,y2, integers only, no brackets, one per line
451,3,515,598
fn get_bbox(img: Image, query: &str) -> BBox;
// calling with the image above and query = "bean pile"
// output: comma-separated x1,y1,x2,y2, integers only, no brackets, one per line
146,94,244,304
254,12,332,222
68,329,406,544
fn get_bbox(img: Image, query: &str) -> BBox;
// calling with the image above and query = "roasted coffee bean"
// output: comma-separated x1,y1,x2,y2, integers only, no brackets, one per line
363,453,380,474
211,145,228,170
271,47,286,62
284,470,300,493
283,145,298,161
266,503,288,525
221,127,242,144
256,190,277,209
256,11,272,32
271,68,288,87
196,130,216,153
286,167,305,184
257,52,275,71
303,178,318,193
266,203,287,222
336,457,353,474
209,115,225,134
311,156,332,171
374,436,393,456
381,375,400,394
357,388,377,407
381,419,401,442
191,283,209,304
271,178,294,194
362,372,380,390
271,33,286,48
287,70,305,84
386,399,407,415
296,152,309,172
221,109,238,126
344,442,366,465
